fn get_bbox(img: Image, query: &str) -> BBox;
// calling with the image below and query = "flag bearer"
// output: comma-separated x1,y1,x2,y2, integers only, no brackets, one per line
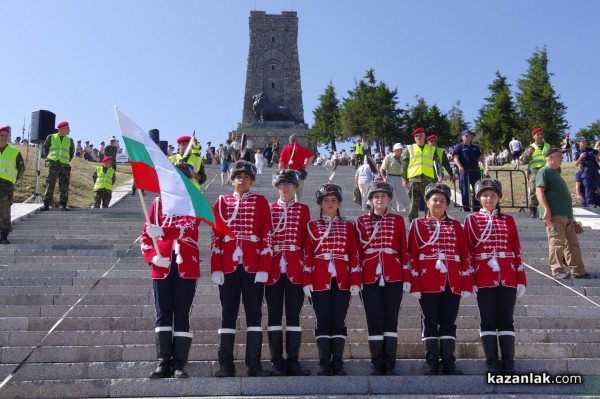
265,169,311,376
140,163,202,379
211,160,274,377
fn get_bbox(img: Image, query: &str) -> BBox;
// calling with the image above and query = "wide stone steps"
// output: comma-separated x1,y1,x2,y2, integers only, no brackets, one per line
1,164,599,398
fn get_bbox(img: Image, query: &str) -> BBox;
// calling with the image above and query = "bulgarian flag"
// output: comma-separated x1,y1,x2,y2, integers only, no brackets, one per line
115,107,233,237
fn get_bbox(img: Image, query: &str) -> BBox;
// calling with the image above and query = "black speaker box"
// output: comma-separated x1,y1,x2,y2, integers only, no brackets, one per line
159,140,168,155
31,110,56,143
148,129,159,144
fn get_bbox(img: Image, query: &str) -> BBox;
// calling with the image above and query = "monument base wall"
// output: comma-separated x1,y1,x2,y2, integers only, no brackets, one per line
235,121,309,152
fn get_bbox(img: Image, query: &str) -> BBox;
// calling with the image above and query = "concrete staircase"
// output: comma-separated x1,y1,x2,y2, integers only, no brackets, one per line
0,164,599,397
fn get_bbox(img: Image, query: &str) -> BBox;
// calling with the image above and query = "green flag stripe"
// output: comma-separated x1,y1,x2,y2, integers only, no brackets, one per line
122,137,155,167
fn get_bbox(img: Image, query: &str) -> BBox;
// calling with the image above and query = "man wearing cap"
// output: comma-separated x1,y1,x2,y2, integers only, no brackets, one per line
169,136,206,187
574,137,600,207
92,156,117,208
402,127,446,222
453,129,484,212
41,121,75,211
427,134,455,180
279,134,314,202
522,128,550,217
211,160,274,377
0,126,25,244
269,137,280,167
535,146,591,279
381,143,409,212
104,139,119,171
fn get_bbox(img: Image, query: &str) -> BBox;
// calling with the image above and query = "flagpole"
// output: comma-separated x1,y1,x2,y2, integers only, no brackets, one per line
137,189,162,256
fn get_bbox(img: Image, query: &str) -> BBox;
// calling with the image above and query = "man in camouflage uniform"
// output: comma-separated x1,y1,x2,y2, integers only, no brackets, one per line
93,156,117,208
42,121,75,211
402,127,444,223
270,137,280,167
0,126,25,244
103,138,119,171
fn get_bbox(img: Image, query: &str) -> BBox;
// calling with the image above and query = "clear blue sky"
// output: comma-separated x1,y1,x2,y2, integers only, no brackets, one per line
2,0,599,151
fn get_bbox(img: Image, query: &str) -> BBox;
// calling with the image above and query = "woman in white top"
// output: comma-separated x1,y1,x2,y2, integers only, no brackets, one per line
254,149,264,174
355,157,375,211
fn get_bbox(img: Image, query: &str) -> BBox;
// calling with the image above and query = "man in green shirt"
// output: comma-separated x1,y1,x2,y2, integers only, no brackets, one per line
535,146,590,279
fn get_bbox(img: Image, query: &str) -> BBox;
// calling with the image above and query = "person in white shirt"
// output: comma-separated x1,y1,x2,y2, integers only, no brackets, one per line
508,137,522,170
355,157,375,211
255,149,264,174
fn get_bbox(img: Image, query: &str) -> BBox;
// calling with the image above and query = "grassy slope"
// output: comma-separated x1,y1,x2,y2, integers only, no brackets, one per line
13,144,132,208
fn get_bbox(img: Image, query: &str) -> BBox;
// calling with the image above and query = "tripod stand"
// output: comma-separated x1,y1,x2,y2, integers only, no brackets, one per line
24,145,44,204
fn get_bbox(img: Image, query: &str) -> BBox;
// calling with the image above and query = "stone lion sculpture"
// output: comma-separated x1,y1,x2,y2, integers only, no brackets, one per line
252,93,296,122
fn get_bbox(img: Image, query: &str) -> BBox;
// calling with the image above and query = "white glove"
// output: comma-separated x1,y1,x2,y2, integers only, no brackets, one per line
411,292,421,300
461,290,472,298
516,284,526,299
151,255,170,268
254,271,268,283
303,284,313,298
473,286,478,293
146,225,164,239
350,285,360,296
402,282,411,293
211,271,224,285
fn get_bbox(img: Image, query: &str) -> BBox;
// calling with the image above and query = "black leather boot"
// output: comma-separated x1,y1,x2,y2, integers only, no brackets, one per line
368,339,384,375
246,330,271,377
285,330,310,376
0,232,9,244
172,335,192,378
383,336,398,375
149,330,173,379
481,334,502,374
267,329,285,376
440,338,463,375
215,332,236,377
423,339,439,375
499,335,516,374
331,337,347,376
316,337,331,376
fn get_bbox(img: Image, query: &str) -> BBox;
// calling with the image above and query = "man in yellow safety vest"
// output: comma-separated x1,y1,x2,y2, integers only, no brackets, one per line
0,126,25,243
42,121,75,211
93,156,117,208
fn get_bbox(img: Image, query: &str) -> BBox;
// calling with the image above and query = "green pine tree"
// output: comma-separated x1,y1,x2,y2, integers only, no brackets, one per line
309,82,342,151
476,71,523,152
516,47,569,145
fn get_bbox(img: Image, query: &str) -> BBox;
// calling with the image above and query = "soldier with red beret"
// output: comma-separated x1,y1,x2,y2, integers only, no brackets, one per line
169,135,206,187
92,156,117,208
0,126,25,244
522,128,550,217
41,121,75,211
426,134,454,181
211,160,274,377
401,127,447,222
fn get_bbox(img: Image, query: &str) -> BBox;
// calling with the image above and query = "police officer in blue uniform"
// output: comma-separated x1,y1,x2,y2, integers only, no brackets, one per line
453,130,484,211
574,137,600,207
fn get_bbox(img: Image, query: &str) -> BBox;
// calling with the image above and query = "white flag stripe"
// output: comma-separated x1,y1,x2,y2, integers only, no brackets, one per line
115,107,196,217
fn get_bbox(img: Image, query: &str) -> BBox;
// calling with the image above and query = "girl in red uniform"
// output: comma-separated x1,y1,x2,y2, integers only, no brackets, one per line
408,183,473,375
303,184,361,376
265,170,311,376
141,163,201,379
355,182,410,375
464,178,526,374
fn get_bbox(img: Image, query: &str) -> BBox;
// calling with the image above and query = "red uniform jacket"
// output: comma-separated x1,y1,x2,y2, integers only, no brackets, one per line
303,216,361,291
464,211,527,289
356,212,410,285
211,192,273,274
267,199,310,285
408,216,473,295
140,198,201,280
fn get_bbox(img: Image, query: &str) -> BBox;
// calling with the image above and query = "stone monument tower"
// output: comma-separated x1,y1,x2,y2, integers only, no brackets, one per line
236,11,308,150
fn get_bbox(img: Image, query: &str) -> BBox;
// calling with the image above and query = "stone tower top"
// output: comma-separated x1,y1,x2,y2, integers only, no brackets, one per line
242,11,304,124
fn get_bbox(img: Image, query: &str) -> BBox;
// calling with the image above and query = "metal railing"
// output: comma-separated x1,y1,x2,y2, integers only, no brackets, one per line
451,168,529,212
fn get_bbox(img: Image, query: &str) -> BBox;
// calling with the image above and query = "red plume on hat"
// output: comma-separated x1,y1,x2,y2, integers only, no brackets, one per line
411,127,424,136
531,128,542,137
